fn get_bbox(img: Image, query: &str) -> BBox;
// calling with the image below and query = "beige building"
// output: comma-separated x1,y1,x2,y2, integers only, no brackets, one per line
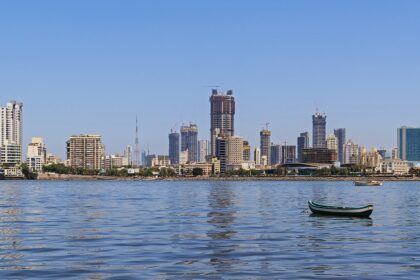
67,134,103,170
227,136,244,165
26,137,47,172
359,148,383,170
326,134,338,153
381,159,410,175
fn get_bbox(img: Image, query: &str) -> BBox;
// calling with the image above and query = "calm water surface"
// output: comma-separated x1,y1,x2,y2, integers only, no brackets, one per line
1,180,420,279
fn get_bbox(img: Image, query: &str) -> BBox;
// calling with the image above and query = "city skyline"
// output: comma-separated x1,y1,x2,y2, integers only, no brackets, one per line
2,1,420,156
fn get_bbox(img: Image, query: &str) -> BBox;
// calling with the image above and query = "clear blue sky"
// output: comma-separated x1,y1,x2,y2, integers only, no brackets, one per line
1,0,419,157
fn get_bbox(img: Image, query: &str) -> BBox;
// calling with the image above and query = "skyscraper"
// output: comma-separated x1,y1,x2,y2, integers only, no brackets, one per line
198,139,209,163
312,112,327,149
181,124,198,162
282,145,296,164
343,139,359,164
334,128,346,164
398,126,420,162
297,132,309,162
271,144,282,165
168,130,180,165
254,148,261,165
260,129,271,165
0,101,23,166
243,140,251,161
210,89,235,156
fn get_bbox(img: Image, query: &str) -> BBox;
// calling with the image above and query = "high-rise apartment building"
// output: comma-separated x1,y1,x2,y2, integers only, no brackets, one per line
26,137,47,172
312,112,327,149
169,130,180,165
343,139,359,164
181,124,198,162
282,145,296,164
254,148,261,166
0,101,23,166
243,140,251,161
260,129,271,165
210,89,235,156
66,134,103,170
216,135,244,173
326,134,338,153
271,144,282,165
124,145,133,166
198,140,209,163
297,132,309,162
334,128,346,164
398,126,420,162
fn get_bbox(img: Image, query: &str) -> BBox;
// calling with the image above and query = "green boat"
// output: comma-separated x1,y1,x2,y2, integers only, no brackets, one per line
308,201,373,218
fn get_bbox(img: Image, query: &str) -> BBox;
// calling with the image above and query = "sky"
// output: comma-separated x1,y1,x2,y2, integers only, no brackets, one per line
1,0,420,157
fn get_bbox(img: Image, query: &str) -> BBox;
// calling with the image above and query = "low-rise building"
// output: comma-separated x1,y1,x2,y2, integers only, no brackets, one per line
381,159,411,175
302,148,337,164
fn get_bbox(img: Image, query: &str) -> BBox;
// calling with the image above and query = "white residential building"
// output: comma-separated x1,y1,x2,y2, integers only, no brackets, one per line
343,139,359,164
26,137,47,172
0,101,23,166
381,159,411,175
198,140,210,163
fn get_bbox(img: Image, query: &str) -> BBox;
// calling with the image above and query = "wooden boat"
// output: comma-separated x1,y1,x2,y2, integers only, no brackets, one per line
354,180,383,186
308,201,373,218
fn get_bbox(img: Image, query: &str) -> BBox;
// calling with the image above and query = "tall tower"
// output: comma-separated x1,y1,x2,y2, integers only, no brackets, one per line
297,132,309,162
0,101,23,165
312,112,327,149
168,130,180,165
260,128,272,165
134,116,140,167
181,123,198,162
334,128,346,163
210,89,235,156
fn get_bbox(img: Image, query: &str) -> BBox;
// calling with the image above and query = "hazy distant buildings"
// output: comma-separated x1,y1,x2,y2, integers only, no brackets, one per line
260,129,271,165
243,140,251,161
282,145,296,164
343,139,359,164
334,128,346,164
169,130,180,165
326,134,338,153
312,112,327,149
0,101,23,166
392,148,399,159
67,134,103,170
297,132,309,162
181,124,198,162
26,137,47,172
210,89,235,156
302,148,337,164
398,126,420,162
198,140,209,163
254,148,261,166
271,144,282,165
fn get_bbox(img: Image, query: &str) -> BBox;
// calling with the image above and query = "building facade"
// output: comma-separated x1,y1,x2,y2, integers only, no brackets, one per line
198,140,210,163
297,132,309,162
169,131,180,165
260,129,271,165
334,128,346,164
312,112,327,149
398,126,420,162
326,134,338,153
343,139,360,165
210,89,235,156
271,144,282,165
0,101,23,166
26,137,47,172
302,148,337,164
66,134,103,170
181,124,198,163
282,145,296,164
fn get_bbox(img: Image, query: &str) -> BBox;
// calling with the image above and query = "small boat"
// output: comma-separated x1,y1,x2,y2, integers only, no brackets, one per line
308,201,373,218
354,180,383,186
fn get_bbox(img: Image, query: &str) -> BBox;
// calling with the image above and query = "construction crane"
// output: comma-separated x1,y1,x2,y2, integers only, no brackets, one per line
262,122,270,131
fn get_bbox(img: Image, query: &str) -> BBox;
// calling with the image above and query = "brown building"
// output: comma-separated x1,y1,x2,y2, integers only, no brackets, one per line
67,134,103,170
302,148,337,164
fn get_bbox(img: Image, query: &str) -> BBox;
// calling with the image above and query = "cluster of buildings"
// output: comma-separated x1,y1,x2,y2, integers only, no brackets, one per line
1,94,420,177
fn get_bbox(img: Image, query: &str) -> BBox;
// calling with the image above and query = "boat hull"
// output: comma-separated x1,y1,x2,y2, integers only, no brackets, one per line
354,181,383,186
308,201,373,218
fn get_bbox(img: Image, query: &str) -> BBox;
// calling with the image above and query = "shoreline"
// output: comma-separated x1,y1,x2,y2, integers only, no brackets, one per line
34,173,420,182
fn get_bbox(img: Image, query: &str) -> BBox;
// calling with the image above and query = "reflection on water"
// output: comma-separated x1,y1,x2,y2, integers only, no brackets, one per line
1,180,420,279
207,183,238,273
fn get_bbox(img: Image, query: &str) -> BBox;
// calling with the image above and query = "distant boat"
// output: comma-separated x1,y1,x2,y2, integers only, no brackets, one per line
308,201,373,218
354,180,383,186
